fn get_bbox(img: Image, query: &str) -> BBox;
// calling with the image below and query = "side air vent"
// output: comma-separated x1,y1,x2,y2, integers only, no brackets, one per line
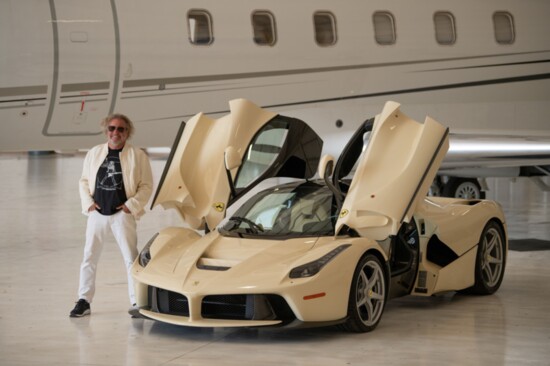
196,264,230,271
196,257,236,271
426,235,458,267
148,286,190,316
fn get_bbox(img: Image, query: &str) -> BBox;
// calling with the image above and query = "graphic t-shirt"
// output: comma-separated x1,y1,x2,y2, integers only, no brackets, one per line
93,148,128,215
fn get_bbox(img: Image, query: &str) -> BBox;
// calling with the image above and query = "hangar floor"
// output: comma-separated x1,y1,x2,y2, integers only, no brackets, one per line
1,152,549,366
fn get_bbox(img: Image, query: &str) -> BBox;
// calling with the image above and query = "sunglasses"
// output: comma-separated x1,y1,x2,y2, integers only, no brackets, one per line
108,126,126,133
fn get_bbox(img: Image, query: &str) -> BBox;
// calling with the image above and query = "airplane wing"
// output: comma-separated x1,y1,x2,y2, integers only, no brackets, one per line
440,133,550,176
319,122,550,199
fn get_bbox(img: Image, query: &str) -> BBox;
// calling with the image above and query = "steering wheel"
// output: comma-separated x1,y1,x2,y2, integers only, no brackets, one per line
230,216,265,233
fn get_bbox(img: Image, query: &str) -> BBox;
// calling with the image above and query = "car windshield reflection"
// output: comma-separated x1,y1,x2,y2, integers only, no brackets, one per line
219,181,338,238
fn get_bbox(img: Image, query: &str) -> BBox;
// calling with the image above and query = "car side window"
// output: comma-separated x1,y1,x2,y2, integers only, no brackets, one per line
235,119,289,189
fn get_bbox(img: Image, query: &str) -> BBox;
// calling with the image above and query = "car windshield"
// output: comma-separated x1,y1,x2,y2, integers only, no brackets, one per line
219,182,338,238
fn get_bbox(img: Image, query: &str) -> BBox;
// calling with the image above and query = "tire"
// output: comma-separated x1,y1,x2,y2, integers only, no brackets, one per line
466,221,507,295
342,254,387,333
442,177,485,199
428,180,442,197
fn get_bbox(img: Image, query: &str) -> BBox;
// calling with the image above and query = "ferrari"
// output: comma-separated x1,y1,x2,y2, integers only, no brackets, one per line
131,99,507,332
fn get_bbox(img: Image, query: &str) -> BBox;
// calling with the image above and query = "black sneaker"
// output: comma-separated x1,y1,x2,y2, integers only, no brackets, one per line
70,299,91,317
128,304,142,318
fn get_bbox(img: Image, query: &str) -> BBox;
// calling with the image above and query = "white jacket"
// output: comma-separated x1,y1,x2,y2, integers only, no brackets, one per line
79,143,153,219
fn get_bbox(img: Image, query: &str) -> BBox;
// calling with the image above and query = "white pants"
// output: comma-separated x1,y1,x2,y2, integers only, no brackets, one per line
78,210,138,305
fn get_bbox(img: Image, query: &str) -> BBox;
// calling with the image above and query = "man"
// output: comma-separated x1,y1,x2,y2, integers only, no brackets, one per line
70,114,153,317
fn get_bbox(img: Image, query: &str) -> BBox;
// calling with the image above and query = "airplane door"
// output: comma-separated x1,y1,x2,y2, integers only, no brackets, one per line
44,0,118,136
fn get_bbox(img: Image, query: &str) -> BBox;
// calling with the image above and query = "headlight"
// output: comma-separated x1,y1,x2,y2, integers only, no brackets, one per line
289,244,351,278
138,233,159,267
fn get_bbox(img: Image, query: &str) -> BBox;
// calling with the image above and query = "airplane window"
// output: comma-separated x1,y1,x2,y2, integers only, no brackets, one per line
434,12,456,45
252,11,277,46
373,11,396,45
187,10,213,45
313,11,337,46
493,11,515,44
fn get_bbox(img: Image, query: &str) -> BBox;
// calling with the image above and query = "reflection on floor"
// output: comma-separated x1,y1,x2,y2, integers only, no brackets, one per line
1,152,549,366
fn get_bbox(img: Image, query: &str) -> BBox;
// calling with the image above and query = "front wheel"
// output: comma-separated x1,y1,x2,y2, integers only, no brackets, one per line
342,254,387,333
467,221,507,295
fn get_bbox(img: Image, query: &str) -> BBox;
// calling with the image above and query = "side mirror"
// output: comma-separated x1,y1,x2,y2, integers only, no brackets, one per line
318,154,335,179
224,146,241,170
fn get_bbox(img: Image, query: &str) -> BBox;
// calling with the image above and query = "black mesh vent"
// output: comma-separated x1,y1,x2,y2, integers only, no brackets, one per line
202,295,247,320
202,294,296,323
148,286,189,316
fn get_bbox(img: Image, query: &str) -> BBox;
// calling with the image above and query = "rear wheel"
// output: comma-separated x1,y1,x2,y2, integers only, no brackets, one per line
342,254,387,333
467,221,506,295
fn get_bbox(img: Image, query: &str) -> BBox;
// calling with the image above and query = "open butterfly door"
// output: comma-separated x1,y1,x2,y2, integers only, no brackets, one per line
152,99,323,230
335,101,449,240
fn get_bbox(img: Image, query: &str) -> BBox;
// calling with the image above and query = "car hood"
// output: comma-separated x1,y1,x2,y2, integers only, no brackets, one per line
335,101,449,240
140,230,319,292
151,99,323,230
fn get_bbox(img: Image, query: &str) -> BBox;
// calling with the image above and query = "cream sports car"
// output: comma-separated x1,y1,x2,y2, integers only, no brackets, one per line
131,99,507,332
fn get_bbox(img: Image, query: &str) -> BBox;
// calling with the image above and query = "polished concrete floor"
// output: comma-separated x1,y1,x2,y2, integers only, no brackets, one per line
1,152,549,366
